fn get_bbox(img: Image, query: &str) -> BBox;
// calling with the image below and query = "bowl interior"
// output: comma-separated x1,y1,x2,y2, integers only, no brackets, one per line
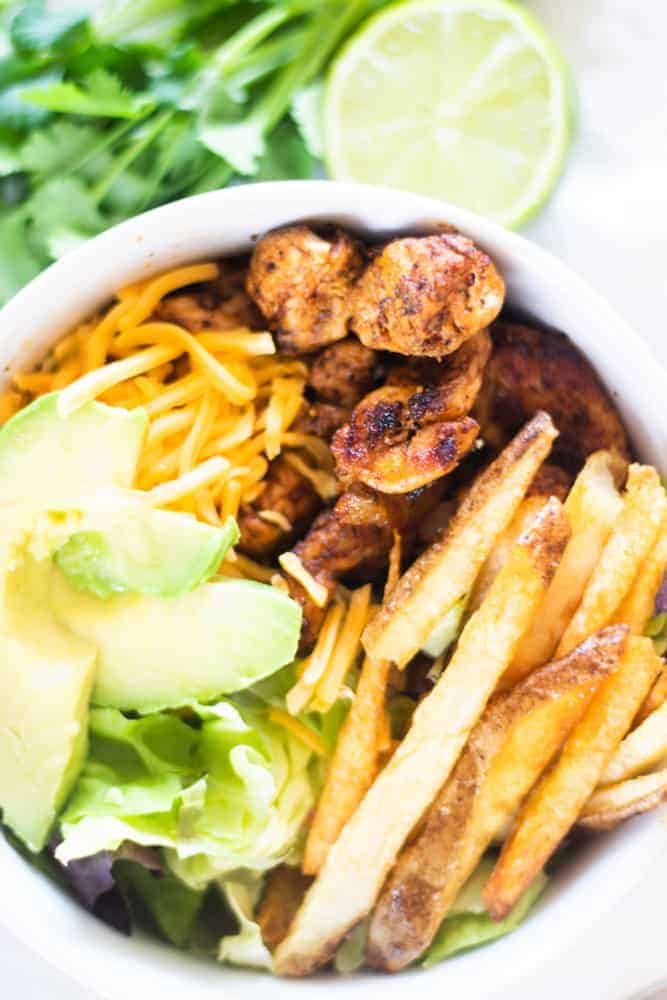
0,181,665,1000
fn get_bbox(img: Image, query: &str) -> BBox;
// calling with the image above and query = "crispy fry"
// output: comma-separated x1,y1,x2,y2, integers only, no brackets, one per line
580,767,667,831
636,667,667,725
483,635,660,920
614,519,667,634
556,465,666,658
363,412,558,668
468,495,549,613
601,698,667,785
505,451,626,685
366,627,626,971
257,866,312,952
274,498,568,976
302,656,391,876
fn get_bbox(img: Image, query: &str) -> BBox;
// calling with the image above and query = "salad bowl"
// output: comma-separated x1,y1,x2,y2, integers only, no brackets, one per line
0,180,665,1000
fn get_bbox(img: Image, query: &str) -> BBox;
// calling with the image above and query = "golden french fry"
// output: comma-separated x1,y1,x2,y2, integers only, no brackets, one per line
483,636,661,920
274,497,568,976
366,626,626,971
506,450,626,685
362,412,558,668
636,667,667,725
614,520,667,634
468,495,549,613
580,767,667,831
256,865,312,952
601,698,667,785
302,656,391,876
557,465,667,657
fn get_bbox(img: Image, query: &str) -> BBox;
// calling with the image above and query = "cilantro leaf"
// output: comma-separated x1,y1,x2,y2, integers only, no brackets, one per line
21,68,155,119
291,79,324,158
19,119,102,178
10,1,91,56
255,118,316,181
0,207,46,303
28,176,104,259
0,69,61,129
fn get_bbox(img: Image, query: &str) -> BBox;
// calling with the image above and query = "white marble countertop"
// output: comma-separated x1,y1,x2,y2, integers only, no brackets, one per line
2,1,666,996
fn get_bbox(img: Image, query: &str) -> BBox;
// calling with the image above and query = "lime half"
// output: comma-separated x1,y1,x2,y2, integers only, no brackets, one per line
324,0,573,227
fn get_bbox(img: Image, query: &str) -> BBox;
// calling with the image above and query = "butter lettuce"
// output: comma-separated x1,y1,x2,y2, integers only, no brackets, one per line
56,699,320,882
422,856,548,967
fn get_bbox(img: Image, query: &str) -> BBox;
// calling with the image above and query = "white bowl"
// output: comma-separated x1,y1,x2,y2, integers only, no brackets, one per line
0,181,665,1000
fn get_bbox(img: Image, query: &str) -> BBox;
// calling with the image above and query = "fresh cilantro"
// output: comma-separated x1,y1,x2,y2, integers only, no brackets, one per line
0,68,61,128
18,119,102,177
291,78,324,158
10,2,91,56
22,68,155,119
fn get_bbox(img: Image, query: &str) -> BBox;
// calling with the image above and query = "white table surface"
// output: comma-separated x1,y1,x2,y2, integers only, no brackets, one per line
3,1,667,997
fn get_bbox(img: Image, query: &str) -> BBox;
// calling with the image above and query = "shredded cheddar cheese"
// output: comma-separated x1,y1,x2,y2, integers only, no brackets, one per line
286,602,345,715
311,585,373,713
267,707,326,756
278,552,329,608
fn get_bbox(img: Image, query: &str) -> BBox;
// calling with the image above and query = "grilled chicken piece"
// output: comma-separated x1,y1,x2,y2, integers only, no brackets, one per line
238,339,378,555
285,484,442,648
237,457,320,558
308,337,378,407
257,866,312,952
351,234,504,358
156,262,263,331
476,323,630,468
247,226,365,354
331,331,490,493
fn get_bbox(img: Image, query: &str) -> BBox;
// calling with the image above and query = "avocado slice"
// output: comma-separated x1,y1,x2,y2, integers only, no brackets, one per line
49,568,302,712
0,393,146,850
55,510,239,599
0,392,147,501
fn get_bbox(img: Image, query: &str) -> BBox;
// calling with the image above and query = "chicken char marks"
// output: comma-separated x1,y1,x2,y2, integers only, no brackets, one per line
331,330,490,493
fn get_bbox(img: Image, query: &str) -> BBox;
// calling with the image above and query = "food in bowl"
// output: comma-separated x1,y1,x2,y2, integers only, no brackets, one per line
0,222,665,977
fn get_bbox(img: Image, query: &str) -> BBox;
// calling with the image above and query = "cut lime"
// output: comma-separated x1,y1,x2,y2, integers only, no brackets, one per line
324,0,573,227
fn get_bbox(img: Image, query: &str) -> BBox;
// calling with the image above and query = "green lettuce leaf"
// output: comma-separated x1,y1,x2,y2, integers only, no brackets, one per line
423,857,548,967
56,699,320,885
114,858,205,947
217,872,273,970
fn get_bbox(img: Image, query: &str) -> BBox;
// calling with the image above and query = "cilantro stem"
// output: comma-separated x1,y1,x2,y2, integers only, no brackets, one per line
91,109,174,203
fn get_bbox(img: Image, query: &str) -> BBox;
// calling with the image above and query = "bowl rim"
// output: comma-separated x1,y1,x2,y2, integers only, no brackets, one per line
0,179,665,1000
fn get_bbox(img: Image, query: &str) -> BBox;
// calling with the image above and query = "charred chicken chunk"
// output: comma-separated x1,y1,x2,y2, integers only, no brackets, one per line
350,233,504,358
476,323,630,468
247,226,365,354
331,331,490,493
155,263,263,331
237,456,320,558
307,337,378,407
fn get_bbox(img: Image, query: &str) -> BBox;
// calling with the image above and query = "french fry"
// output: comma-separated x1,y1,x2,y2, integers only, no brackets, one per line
362,412,558,668
483,636,661,920
614,518,667,634
366,626,626,971
274,497,568,976
580,767,667,831
468,495,549,613
636,667,667,725
302,656,391,876
505,451,626,685
256,865,312,952
557,465,667,657
600,698,667,785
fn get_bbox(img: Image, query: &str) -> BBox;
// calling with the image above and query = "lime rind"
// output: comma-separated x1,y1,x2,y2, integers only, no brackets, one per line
324,0,575,228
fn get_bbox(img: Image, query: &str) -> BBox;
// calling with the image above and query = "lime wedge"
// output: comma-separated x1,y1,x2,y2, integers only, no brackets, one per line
324,0,573,227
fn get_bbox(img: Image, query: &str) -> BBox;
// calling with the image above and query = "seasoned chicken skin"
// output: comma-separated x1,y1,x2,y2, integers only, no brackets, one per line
156,262,263,331
350,234,504,358
331,331,490,493
476,323,630,468
247,226,365,354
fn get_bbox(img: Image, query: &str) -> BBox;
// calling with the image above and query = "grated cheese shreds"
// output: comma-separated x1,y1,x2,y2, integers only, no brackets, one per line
287,603,345,715
267,708,326,756
283,451,339,501
279,552,329,608
0,260,334,590
311,585,373,713
259,509,292,532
